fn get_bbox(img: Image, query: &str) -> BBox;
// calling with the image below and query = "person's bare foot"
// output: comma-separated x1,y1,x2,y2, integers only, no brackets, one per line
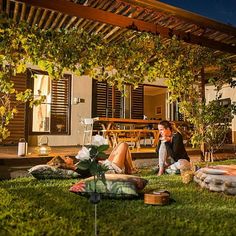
158,167,165,176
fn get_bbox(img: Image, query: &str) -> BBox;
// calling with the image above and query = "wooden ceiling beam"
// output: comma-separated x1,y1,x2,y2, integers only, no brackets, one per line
0,0,2,12
11,0,236,53
121,0,236,37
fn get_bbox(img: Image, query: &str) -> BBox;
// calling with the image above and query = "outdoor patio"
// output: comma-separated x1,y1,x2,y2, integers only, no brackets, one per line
0,144,235,180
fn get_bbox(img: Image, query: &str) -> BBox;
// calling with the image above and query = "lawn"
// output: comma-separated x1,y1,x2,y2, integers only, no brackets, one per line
1,160,236,236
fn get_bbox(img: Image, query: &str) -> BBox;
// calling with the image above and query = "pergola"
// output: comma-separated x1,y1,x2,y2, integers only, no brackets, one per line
1,0,236,69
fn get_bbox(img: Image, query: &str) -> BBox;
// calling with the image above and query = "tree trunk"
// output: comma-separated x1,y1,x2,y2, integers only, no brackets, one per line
200,67,206,160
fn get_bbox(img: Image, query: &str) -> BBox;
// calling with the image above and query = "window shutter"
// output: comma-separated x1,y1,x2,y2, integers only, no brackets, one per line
2,73,27,144
131,84,144,119
92,80,122,118
50,74,71,134
92,80,112,117
93,81,143,120
114,87,122,118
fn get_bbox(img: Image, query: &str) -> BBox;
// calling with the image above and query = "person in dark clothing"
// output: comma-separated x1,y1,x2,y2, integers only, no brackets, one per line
156,120,190,176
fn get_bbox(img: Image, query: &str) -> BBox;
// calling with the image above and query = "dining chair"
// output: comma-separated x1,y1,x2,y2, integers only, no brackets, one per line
81,118,94,146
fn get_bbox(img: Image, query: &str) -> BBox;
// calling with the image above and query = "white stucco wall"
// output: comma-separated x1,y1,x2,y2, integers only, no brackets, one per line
46,75,93,146
39,74,236,146
145,78,167,87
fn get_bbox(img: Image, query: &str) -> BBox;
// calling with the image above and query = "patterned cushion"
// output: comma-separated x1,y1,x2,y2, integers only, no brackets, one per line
69,174,148,198
29,164,79,179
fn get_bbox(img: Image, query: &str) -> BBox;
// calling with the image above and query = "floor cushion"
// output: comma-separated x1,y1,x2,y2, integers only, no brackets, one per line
29,164,79,179
69,174,148,199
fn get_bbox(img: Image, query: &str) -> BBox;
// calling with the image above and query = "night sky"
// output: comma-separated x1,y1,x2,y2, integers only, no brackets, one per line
159,0,236,26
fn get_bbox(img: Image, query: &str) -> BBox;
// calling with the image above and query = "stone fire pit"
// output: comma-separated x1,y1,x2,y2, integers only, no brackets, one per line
194,165,236,195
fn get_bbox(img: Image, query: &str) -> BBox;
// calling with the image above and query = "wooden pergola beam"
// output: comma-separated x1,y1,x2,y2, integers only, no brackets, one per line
12,0,236,54
0,0,2,12
122,0,236,37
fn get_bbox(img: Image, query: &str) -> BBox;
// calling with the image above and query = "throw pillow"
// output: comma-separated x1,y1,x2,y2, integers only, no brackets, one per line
29,164,79,179
69,174,148,199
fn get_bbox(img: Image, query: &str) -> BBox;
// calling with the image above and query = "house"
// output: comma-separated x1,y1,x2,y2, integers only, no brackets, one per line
1,0,236,146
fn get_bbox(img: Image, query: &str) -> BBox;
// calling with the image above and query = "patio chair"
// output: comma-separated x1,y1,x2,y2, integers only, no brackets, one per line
81,118,94,146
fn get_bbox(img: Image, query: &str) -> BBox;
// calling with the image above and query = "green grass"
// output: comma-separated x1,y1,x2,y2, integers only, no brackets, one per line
1,160,236,236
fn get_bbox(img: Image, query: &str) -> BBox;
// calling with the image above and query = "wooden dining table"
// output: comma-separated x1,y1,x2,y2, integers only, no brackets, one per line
93,117,160,147
93,117,160,130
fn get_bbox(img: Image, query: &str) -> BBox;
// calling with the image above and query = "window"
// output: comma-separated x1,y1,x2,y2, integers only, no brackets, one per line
219,98,231,123
29,71,71,135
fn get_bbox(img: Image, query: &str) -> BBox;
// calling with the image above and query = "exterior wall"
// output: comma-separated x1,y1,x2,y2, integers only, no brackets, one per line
49,75,92,146
28,76,167,146
29,74,93,146
205,83,236,144
145,78,166,87
29,74,236,146
47,77,167,146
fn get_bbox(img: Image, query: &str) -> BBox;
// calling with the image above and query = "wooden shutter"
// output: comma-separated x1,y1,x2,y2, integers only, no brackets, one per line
92,80,111,117
50,74,71,134
131,84,144,119
114,87,122,118
92,80,122,118
2,73,27,144
93,81,143,119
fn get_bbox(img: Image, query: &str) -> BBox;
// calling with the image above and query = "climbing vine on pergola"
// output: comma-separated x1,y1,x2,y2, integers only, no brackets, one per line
0,14,235,150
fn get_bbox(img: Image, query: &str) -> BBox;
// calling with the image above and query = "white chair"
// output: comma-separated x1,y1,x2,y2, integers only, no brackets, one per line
81,118,94,146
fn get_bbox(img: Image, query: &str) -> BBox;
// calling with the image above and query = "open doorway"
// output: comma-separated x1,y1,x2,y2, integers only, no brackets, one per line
143,85,167,121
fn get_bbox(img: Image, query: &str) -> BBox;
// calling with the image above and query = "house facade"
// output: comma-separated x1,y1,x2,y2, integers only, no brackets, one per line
4,69,236,147
1,0,236,146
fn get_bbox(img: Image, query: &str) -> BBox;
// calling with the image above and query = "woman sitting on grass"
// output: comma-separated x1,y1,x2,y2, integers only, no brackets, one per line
156,120,190,176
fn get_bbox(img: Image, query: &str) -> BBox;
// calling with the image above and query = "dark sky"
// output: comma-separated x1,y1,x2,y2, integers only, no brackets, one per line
159,0,236,26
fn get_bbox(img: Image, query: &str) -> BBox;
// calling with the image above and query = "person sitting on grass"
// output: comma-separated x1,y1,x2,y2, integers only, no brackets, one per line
156,120,190,176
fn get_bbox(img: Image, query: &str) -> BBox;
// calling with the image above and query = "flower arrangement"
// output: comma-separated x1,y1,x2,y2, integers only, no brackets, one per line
75,135,109,203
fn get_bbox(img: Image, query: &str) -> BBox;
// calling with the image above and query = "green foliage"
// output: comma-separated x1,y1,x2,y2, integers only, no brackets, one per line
152,36,235,152
0,13,235,144
2,162,236,235
76,144,110,186
190,92,234,152
0,15,160,140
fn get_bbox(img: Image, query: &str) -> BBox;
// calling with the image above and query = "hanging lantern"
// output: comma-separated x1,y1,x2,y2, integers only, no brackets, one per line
35,136,51,156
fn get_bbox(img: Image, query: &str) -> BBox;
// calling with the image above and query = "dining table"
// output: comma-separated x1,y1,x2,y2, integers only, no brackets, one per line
93,117,161,147
93,117,160,130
